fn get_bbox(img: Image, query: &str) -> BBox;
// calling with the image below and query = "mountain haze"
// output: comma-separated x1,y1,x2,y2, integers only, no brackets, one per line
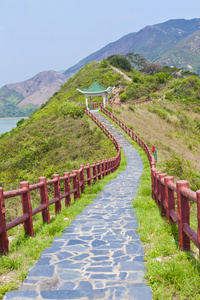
64,18,200,76
0,71,70,117
1,18,200,117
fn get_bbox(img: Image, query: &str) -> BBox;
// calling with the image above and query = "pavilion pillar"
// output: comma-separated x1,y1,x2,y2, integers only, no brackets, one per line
103,94,106,108
89,96,92,110
85,95,88,109
106,93,108,105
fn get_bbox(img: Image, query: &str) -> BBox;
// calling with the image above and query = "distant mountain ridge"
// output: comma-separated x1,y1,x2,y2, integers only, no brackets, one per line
1,18,200,117
0,71,70,117
64,18,200,76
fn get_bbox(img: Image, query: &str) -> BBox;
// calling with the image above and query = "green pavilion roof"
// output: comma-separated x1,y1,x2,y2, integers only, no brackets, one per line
77,80,114,94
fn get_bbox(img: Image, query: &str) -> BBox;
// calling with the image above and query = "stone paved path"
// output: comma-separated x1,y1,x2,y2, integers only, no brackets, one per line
4,111,152,300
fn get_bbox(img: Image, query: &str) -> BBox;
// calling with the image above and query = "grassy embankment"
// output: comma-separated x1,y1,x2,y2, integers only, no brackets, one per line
101,100,200,299
0,61,127,298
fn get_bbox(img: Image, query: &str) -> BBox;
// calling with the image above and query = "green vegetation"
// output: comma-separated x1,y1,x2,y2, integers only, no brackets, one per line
1,56,200,299
101,109,200,299
133,146,200,300
0,86,37,117
107,54,132,72
0,150,127,299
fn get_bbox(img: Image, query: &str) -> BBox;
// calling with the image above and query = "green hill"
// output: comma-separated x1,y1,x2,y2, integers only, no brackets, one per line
0,61,123,192
0,86,36,117
156,30,200,74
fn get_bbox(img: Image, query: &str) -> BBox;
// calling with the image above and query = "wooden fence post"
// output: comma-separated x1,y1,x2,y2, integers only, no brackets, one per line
176,180,190,250
63,172,71,206
164,176,175,223
86,163,92,186
197,191,200,259
39,177,50,224
72,170,80,200
20,181,34,237
53,174,61,213
97,161,102,180
92,162,97,183
0,187,9,254
159,173,167,217
151,168,156,199
79,165,85,193
154,171,162,206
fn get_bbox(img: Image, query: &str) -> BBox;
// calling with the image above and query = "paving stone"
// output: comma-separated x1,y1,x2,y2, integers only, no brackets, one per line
127,284,152,299
3,291,39,299
28,265,55,278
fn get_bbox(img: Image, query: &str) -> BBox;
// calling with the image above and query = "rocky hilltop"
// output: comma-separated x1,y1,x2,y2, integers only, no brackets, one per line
0,70,70,117
7,70,70,107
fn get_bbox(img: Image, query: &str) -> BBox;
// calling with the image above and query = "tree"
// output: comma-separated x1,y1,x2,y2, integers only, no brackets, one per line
125,53,147,70
142,62,163,75
107,55,132,72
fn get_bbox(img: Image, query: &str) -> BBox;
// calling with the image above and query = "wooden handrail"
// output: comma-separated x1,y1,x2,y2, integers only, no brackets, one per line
0,109,121,254
101,105,200,259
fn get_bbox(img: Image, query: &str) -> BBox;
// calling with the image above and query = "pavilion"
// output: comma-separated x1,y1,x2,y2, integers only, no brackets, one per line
76,80,115,109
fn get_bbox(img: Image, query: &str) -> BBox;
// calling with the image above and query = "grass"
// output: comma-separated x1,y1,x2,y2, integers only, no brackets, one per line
100,108,200,299
133,143,200,300
0,149,127,299
110,101,200,191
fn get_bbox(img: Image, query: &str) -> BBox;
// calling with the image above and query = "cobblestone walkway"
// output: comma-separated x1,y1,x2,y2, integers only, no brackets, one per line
4,111,152,300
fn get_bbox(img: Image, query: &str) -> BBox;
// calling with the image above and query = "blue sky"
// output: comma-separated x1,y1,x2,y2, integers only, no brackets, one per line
0,0,199,88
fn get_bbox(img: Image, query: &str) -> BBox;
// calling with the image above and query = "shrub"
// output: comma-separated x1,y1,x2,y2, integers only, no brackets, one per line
17,118,25,126
107,55,132,72
57,102,85,118
120,92,127,103
105,105,112,112
100,59,108,68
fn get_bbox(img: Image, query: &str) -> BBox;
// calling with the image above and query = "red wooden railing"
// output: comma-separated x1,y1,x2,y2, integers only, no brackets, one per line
101,106,200,258
79,98,152,109
109,97,152,107
79,102,102,109
0,111,121,254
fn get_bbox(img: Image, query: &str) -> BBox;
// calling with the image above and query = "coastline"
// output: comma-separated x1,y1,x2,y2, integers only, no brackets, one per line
0,117,28,120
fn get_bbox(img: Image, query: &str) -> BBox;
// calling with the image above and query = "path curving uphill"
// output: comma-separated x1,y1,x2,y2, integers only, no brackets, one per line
4,111,152,300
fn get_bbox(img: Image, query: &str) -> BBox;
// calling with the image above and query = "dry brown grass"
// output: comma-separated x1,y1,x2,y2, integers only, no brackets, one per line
114,100,200,171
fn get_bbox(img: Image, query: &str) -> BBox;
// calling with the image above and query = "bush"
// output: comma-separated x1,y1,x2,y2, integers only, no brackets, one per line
100,59,108,68
120,92,127,103
17,118,25,126
105,105,112,112
155,72,171,84
57,102,85,118
107,55,132,72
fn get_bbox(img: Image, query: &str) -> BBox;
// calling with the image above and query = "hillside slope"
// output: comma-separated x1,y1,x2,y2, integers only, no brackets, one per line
0,61,123,190
156,30,200,73
0,71,70,117
64,18,200,77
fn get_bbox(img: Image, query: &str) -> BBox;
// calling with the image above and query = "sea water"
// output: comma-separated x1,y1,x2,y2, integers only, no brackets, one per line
0,118,22,135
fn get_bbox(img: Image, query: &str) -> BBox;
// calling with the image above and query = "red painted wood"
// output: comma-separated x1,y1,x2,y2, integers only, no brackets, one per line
92,162,97,183
20,181,34,237
164,176,175,223
159,173,167,217
197,191,200,258
39,177,50,224
176,180,190,250
0,187,9,254
86,163,92,186
53,174,61,213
